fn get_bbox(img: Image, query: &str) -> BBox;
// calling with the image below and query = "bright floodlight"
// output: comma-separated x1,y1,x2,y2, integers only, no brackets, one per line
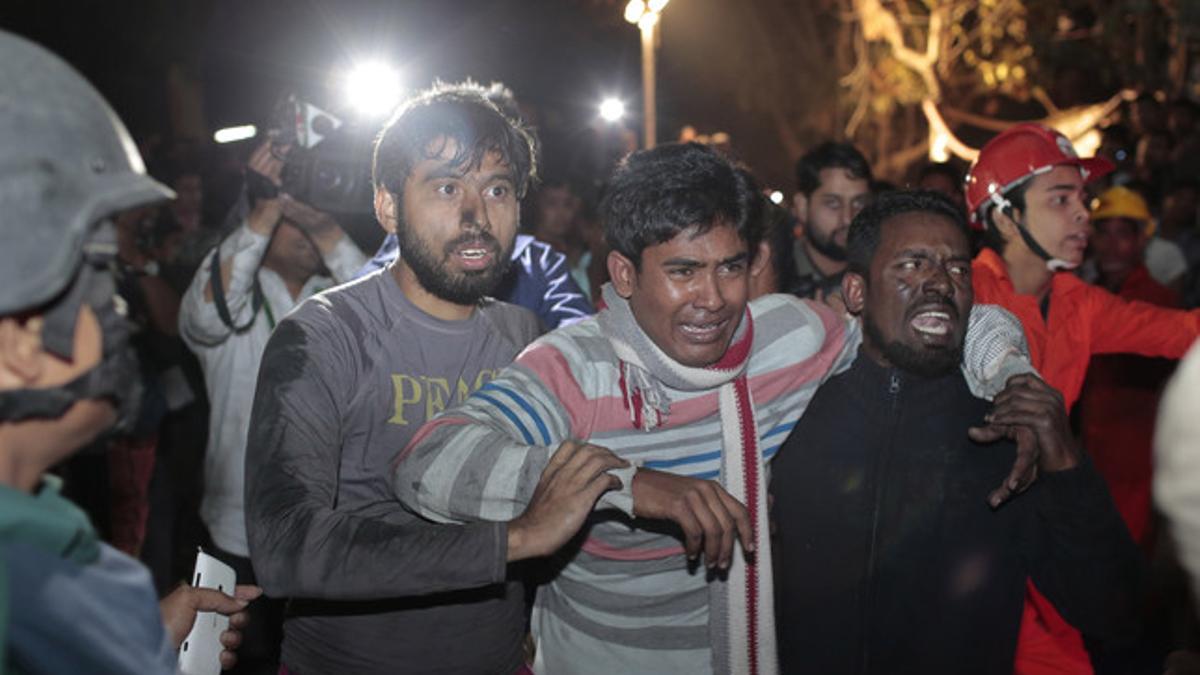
345,62,402,116
599,98,626,122
624,0,646,24
770,190,785,205
213,124,257,144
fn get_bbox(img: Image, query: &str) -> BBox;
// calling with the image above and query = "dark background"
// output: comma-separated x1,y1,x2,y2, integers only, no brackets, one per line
4,0,1196,198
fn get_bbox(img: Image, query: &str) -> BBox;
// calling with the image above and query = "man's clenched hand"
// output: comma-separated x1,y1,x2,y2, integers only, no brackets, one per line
970,373,1080,508
506,440,629,562
632,468,754,570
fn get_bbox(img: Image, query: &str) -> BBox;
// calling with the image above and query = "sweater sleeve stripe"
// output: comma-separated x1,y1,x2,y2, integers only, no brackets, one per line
481,382,552,445
580,537,687,561
472,392,536,445
762,422,796,439
643,448,724,469
520,342,592,437
638,441,784,477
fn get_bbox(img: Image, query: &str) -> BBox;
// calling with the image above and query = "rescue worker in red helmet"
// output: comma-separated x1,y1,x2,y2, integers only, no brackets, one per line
967,122,1200,675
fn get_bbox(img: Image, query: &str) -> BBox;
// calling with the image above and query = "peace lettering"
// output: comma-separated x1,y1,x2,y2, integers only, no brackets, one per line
387,369,502,425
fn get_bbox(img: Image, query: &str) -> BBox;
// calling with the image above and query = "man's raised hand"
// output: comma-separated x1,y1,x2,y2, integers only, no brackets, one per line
278,194,344,253
245,141,288,236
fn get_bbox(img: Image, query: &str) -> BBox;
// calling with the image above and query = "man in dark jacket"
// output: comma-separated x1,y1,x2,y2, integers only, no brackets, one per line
772,190,1141,675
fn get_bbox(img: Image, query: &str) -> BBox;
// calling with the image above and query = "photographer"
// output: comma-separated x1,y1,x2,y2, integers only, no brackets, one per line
179,140,366,673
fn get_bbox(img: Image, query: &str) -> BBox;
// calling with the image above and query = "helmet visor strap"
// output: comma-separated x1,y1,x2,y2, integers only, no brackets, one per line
38,220,121,360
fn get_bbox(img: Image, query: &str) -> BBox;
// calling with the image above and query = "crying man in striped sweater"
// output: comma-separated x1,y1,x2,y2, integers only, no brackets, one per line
394,142,1042,675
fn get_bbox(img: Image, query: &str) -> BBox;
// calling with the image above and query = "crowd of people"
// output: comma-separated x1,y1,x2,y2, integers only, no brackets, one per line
5,23,1200,675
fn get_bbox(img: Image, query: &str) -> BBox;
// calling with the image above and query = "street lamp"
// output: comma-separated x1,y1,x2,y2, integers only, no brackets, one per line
624,0,669,148
599,97,627,123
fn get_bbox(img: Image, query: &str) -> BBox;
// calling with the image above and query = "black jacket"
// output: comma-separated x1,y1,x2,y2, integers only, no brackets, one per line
772,354,1141,675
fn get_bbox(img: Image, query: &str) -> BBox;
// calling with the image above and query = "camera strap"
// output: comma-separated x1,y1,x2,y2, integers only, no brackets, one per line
208,235,265,334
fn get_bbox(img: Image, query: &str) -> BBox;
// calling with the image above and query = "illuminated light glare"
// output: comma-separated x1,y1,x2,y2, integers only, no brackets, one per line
770,191,785,205
1073,129,1102,159
345,62,403,116
624,0,646,24
929,129,951,163
647,0,669,12
599,98,626,122
638,12,658,32
213,124,257,144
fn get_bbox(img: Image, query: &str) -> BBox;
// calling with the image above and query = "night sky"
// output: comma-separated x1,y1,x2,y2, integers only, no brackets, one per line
3,0,816,194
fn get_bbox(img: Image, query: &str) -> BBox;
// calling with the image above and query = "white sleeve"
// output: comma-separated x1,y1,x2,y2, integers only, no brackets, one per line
321,235,369,284
960,303,1039,400
178,223,269,347
1155,340,1200,605
1144,237,1188,285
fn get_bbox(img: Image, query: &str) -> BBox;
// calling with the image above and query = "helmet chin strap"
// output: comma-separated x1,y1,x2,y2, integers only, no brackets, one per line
1013,220,1077,271
0,223,142,432
991,194,1077,272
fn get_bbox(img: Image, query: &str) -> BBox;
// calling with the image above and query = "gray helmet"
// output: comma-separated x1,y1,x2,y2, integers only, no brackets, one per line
0,30,173,316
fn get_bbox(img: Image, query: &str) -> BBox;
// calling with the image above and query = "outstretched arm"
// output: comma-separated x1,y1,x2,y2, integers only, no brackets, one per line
394,337,754,569
1089,285,1200,359
394,339,630,522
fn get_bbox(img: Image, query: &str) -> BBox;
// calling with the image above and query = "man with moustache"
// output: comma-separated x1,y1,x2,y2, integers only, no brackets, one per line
355,83,595,330
244,83,628,674
790,142,873,307
394,145,1042,674
773,190,1141,675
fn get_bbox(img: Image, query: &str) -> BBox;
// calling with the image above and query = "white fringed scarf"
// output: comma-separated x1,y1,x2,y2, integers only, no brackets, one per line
597,284,777,675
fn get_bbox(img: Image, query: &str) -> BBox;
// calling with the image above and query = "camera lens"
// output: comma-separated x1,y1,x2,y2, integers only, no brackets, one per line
314,162,345,196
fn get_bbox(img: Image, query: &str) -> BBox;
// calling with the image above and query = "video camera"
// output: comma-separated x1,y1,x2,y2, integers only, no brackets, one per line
262,95,376,215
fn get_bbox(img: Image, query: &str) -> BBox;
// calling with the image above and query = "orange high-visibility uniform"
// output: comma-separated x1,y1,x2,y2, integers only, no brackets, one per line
1079,265,1179,546
973,248,1200,675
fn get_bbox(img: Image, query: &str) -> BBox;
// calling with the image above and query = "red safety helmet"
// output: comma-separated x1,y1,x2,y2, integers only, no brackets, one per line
964,122,1114,230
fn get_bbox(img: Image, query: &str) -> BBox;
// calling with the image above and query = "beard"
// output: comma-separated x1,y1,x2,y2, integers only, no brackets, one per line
862,312,962,378
807,224,848,262
396,221,513,306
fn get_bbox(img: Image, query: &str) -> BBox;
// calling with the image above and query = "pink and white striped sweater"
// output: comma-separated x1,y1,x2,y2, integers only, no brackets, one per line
395,294,855,674
394,293,1032,674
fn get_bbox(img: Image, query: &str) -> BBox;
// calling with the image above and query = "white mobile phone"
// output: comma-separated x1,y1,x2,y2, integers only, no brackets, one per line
177,549,237,675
